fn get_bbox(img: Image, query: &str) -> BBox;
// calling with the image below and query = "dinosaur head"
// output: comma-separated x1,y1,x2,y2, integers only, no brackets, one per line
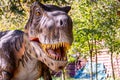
25,2,73,72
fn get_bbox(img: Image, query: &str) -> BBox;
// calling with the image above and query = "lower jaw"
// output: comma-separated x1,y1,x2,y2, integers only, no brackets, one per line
30,41,68,72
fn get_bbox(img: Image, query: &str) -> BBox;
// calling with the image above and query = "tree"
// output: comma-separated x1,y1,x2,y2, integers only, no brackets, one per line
69,0,120,80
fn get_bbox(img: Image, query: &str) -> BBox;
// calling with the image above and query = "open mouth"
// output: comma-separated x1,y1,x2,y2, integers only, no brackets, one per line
30,37,70,61
41,42,70,61
30,37,70,71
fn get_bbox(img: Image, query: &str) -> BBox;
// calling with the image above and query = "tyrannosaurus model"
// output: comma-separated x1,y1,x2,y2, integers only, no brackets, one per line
0,1,73,80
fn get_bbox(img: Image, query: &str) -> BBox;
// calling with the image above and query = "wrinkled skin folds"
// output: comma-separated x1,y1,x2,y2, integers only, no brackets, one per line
0,1,73,80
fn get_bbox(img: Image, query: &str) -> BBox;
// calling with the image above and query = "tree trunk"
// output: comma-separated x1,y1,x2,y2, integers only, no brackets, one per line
110,52,115,80
94,39,98,80
88,40,93,80
90,50,93,80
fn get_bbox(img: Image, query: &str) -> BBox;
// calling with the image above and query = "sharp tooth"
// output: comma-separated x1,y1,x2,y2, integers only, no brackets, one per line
42,44,45,49
46,44,48,48
54,44,56,49
64,43,66,47
45,44,49,48
58,43,61,47
43,47,46,52
62,42,64,47
63,42,65,47
47,45,49,48
55,44,57,49
44,44,46,48
58,43,60,48
47,44,51,48
52,45,54,49
55,44,56,49
60,43,61,47
53,44,55,49
56,44,58,49
50,45,52,48
61,42,63,47
41,44,44,47
51,45,53,49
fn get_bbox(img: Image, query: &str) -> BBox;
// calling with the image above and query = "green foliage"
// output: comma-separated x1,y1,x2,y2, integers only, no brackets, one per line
0,0,70,31
0,0,28,30
68,0,120,62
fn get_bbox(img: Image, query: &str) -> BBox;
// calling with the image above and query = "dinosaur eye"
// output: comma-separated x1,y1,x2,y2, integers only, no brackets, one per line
36,11,41,16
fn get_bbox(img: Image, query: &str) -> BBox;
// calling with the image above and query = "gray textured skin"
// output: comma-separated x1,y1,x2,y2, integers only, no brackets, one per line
0,1,73,80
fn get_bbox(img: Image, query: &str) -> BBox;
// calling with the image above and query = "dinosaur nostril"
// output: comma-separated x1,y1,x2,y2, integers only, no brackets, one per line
60,20,63,26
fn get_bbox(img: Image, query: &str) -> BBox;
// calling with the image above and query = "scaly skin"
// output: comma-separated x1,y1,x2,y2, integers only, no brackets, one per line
0,1,73,80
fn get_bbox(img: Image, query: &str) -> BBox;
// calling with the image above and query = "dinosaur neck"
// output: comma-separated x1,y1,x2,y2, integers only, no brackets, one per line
23,33,38,59
17,33,37,67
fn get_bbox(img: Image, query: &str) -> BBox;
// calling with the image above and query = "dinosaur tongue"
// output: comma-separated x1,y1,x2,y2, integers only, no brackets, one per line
47,48,65,60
